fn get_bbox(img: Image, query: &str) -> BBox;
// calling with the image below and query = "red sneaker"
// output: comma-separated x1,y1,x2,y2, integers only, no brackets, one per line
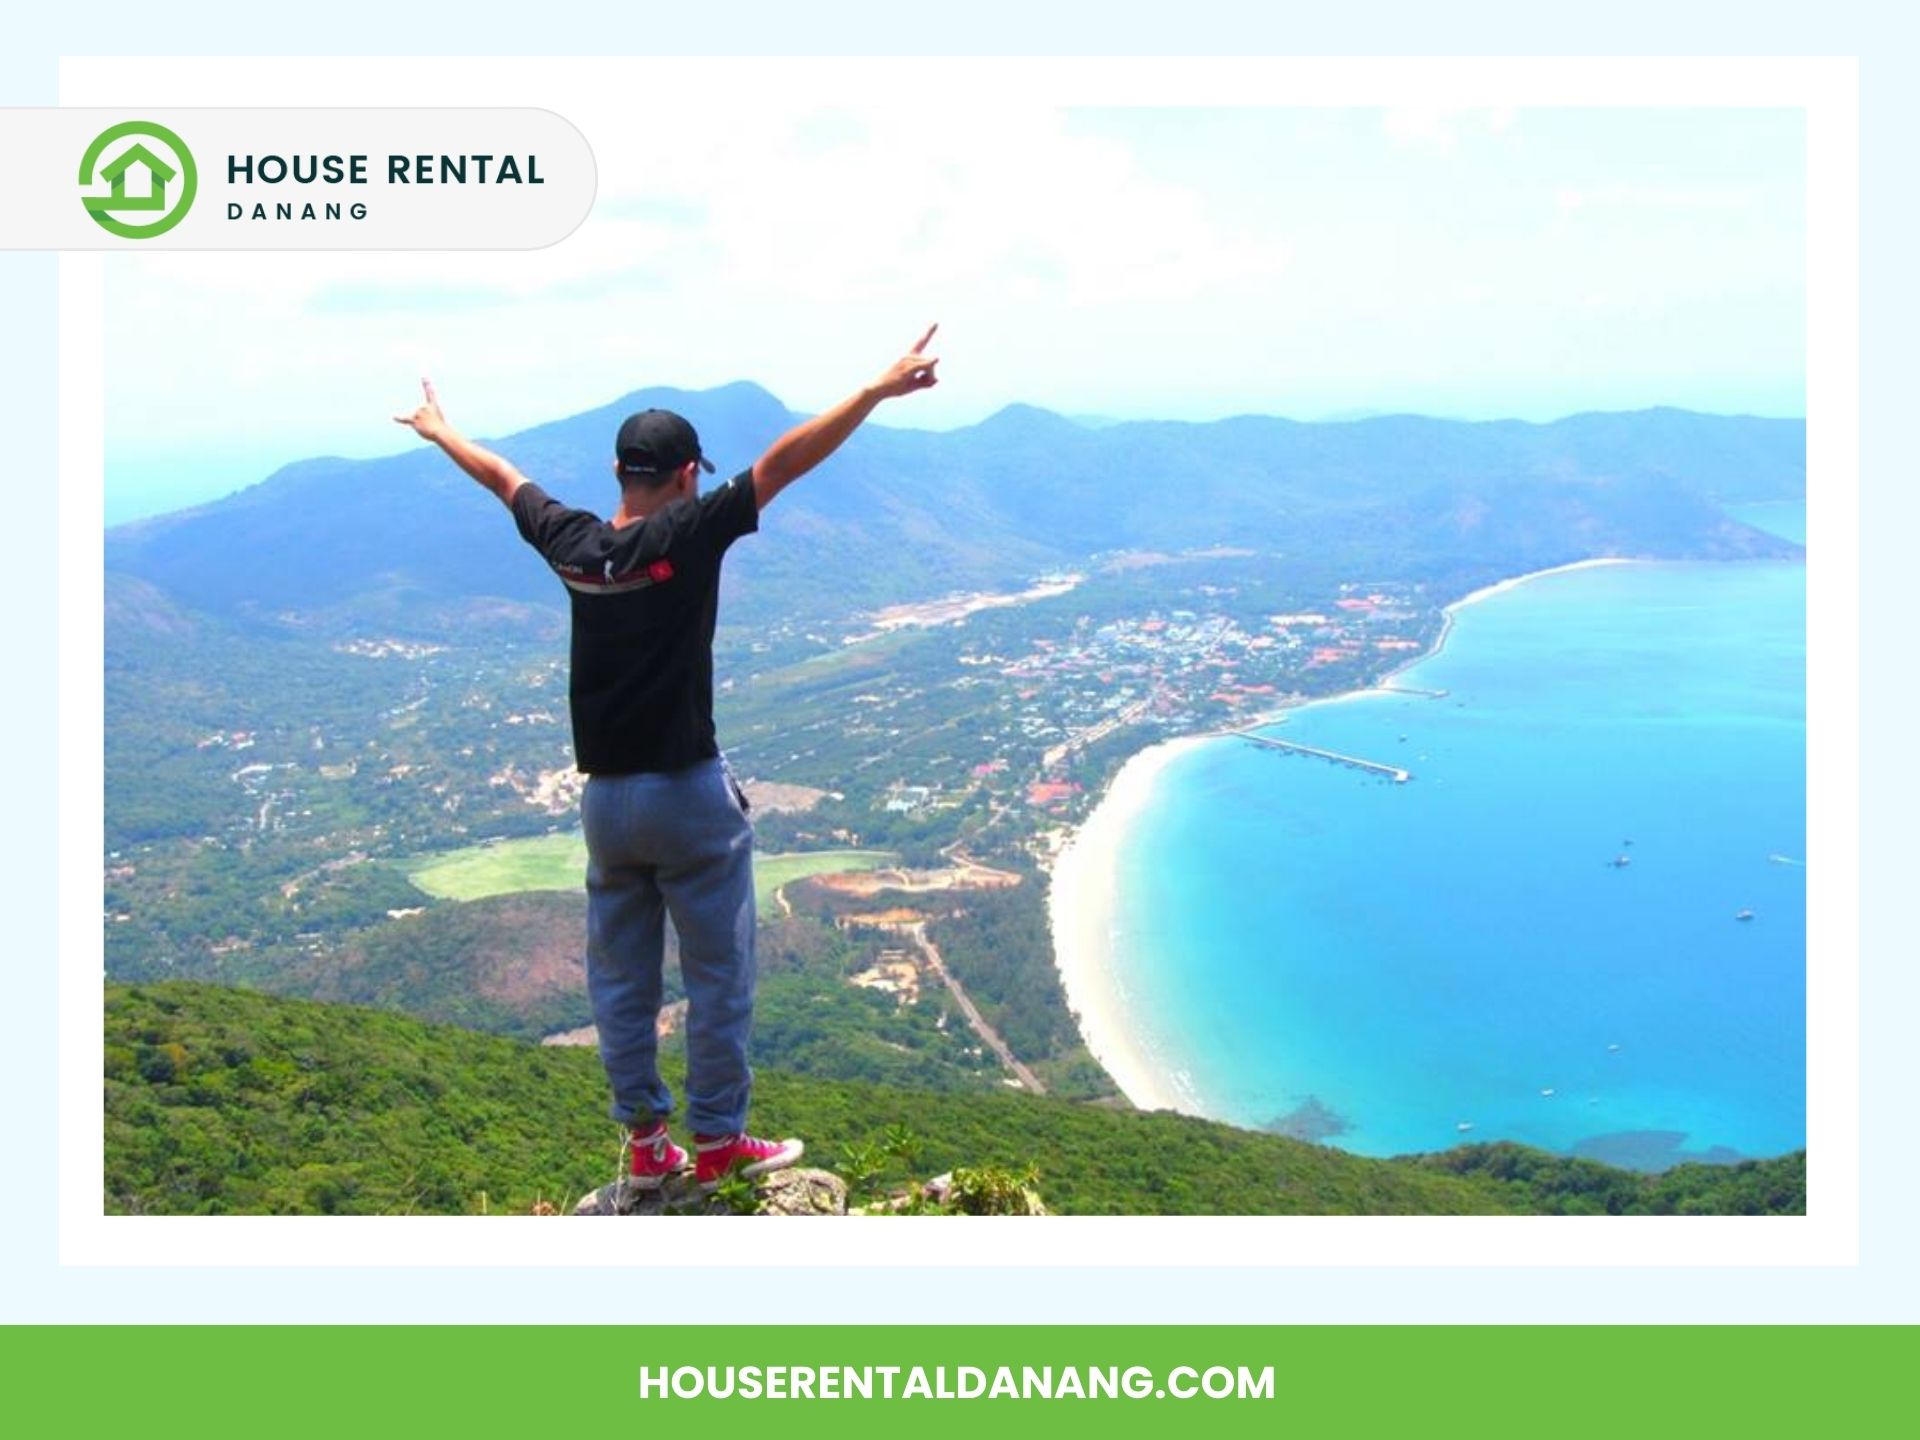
623,1121,690,1190
694,1132,805,1192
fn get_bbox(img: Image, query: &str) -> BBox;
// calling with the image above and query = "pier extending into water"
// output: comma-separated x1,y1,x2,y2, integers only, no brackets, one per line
1380,682,1450,699
1228,729,1412,783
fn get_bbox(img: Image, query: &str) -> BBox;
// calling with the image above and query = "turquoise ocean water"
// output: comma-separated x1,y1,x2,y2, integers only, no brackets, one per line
1107,511,1805,1167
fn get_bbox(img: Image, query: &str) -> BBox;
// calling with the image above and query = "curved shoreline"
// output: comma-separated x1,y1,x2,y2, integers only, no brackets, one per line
1048,556,1637,1113
1374,556,1634,693
1047,734,1213,1113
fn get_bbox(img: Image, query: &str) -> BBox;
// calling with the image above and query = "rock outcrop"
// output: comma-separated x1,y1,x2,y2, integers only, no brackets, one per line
573,1167,848,1217
919,1171,1049,1216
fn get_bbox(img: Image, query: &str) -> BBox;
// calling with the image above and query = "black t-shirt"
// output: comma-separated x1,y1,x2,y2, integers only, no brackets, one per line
511,469,758,775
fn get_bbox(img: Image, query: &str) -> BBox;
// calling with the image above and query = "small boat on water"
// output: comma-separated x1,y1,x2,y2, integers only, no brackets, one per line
1456,1121,1474,1133
1539,1088,1556,1098
1607,1043,1622,1053
1736,909,1755,922
1610,855,1632,868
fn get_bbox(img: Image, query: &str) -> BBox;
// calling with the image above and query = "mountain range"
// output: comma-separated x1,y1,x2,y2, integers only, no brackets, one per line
105,383,1805,635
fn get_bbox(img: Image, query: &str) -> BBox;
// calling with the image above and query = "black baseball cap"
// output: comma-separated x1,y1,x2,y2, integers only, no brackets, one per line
615,409,716,477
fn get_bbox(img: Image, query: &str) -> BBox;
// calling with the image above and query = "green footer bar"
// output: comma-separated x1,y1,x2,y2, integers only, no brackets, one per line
6,1326,1915,1436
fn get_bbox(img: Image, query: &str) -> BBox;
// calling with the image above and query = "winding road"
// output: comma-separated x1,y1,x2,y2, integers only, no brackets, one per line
899,920,1047,1096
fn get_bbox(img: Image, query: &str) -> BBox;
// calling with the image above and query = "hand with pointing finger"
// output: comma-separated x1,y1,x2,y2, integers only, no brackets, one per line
749,324,945,507
393,377,449,443
870,323,940,400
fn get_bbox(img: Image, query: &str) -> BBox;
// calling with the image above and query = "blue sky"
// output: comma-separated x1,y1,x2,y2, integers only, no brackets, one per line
105,105,1804,523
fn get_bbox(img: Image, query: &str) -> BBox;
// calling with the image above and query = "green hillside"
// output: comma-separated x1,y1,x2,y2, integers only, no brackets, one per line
105,984,1805,1218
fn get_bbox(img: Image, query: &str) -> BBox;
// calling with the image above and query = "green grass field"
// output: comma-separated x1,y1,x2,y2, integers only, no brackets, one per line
405,832,587,901
404,834,894,914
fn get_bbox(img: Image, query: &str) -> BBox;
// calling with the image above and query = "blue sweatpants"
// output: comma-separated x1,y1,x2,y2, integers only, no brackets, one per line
579,758,756,1136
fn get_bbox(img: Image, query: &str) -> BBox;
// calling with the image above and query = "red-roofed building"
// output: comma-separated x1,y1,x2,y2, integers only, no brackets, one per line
1027,780,1081,807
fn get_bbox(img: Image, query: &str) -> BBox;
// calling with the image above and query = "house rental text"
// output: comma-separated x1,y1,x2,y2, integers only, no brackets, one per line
225,154,546,184
224,153,545,221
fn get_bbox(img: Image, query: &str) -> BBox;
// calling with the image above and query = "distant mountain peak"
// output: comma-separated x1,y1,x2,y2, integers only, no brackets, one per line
603,377,786,413
971,402,1082,434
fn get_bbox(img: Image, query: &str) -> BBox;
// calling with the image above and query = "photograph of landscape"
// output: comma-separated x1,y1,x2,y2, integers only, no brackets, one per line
100,102,1807,1218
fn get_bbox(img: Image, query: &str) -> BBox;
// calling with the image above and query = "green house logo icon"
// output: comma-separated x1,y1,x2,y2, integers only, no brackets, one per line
78,121,197,238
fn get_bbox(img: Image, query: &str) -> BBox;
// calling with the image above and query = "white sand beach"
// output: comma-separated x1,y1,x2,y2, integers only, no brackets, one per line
1448,556,1633,616
1047,734,1214,1114
1047,555,1640,1110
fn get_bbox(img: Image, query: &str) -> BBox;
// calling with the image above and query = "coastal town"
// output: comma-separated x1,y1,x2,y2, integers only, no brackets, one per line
717,563,1444,856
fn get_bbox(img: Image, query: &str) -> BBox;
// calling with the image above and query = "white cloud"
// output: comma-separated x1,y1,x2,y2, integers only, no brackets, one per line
1381,106,1516,151
685,107,1292,307
125,104,1291,315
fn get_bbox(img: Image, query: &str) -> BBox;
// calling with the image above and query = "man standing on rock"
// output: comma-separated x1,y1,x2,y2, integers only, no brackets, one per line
394,327,940,1194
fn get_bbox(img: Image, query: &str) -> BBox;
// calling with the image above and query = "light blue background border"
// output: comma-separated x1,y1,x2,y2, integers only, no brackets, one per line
5,1,1911,1323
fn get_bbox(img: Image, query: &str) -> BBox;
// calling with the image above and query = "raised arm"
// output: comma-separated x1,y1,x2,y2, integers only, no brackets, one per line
751,324,940,511
393,378,529,507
